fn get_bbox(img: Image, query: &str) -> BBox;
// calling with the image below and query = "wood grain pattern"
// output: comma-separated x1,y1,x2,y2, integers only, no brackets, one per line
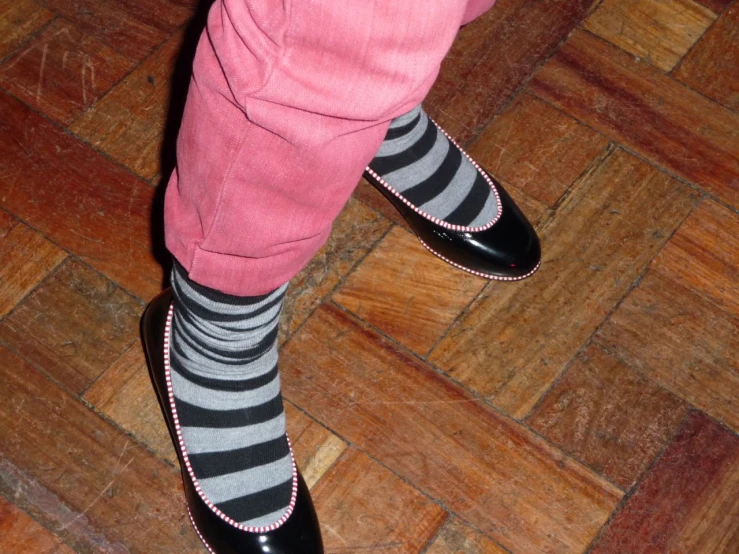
527,344,689,490
284,402,348,490
426,518,508,554
432,0,597,142
583,0,716,71
674,3,739,112
529,29,739,208
653,200,739,316
70,33,182,179
0,19,134,125
0,219,66,319
333,226,486,356
693,0,732,13
591,411,739,554
0,0,54,61
0,345,203,553
467,93,609,207
596,270,739,432
36,0,193,62
84,341,176,464
0,260,141,393
429,149,698,418
280,197,391,343
0,497,75,554
312,449,448,553
0,91,162,299
281,303,622,554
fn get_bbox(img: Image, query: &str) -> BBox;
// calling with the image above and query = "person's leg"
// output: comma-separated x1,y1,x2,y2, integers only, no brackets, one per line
160,0,498,539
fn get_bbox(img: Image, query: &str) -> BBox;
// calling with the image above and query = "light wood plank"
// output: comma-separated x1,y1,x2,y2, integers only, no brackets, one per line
281,303,622,554
430,149,698,418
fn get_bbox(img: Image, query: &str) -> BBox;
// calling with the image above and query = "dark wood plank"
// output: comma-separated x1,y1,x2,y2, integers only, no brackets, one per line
0,345,203,553
69,33,182,179
0,19,134,125
312,448,448,553
653,199,739,316
429,149,698,418
0,496,75,554
0,0,54,61
352,176,410,229
596,271,739,432
280,197,391,343
693,0,732,13
432,0,597,143
0,218,67,318
84,342,177,463
529,29,739,208
0,260,141,393
467,93,609,207
674,3,739,112
333,226,486,356
426,518,508,554
0,91,162,300
527,344,689,490
591,411,739,554
281,303,622,554
36,0,194,62
583,0,716,71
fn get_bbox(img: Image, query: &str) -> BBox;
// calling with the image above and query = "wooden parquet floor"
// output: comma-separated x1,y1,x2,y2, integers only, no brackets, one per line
1,1,738,552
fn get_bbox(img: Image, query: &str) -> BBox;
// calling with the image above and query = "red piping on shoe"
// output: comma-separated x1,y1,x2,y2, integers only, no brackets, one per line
418,238,541,281
365,117,503,233
164,305,299,533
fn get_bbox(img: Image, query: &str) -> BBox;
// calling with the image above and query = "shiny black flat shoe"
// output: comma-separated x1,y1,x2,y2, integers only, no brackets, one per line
142,289,324,554
365,123,541,281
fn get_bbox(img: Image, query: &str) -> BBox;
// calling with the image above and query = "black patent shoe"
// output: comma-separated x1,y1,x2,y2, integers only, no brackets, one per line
141,289,324,554
365,125,541,281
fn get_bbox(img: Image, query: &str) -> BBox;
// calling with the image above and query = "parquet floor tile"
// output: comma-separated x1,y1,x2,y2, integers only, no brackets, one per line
281,304,622,554
653,199,739,315
312,448,447,553
694,0,733,13
430,149,698,418
0,215,67,319
70,33,183,180
84,341,177,464
0,346,203,553
0,0,737,551
529,29,739,208
596,271,739,433
0,18,134,126
467,93,609,207
0,91,162,300
280,197,391,343
674,2,739,112
0,496,75,554
429,0,597,142
283,402,348,490
0,0,54,61
425,518,508,554
590,411,739,554
527,344,689,490
35,0,194,62
0,259,141,394
333,225,486,356
583,0,716,72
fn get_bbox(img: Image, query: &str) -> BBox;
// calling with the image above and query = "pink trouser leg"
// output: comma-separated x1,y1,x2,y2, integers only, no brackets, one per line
165,0,497,295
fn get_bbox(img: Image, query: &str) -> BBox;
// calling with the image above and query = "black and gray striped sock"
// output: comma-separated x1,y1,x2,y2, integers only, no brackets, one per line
169,262,294,528
368,104,498,228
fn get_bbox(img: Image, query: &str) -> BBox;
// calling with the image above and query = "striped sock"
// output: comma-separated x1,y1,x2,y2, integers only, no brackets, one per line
368,105,498,228
169,262,294,528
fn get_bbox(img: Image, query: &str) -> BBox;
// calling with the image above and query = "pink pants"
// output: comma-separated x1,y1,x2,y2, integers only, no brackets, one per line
165,0,497,295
